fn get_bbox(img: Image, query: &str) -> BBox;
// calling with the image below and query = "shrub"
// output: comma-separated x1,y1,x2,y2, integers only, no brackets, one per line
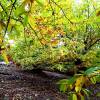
58,66,100,100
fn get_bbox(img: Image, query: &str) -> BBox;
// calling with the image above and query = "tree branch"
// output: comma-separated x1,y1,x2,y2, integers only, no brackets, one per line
50,0,73,24
0,1,7,15
83,38,100,54
3,0,17,38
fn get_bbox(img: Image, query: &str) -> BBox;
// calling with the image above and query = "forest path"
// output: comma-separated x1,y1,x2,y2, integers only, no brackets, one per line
0,63,100,100
0,64,67,100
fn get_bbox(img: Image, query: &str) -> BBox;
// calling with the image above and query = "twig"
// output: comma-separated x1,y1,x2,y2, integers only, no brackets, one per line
50,0,73,24
28,23,45,46
0,1,7,15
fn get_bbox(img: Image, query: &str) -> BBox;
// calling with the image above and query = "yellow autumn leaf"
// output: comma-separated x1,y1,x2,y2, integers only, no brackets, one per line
0,35,3,44
0,23,3,32
0,38,2,44
1,50,9,64
28,14,36,28
51,39,59,47
69,84,73,89
70,23,76,32
75,76,85,92
75,86,81,92
41,39,47,45
75,76,84,86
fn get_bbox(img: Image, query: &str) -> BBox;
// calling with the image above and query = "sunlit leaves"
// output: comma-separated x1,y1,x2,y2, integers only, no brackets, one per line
28,14,36,28
0,6,3,12
23,14,28,26
14,0,34,17
35,0,45,6
40,38,48,45
1,50,9,64
0,35,3,44
0,40,9,64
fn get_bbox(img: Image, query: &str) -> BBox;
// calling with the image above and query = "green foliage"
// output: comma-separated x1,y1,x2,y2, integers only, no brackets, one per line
84,66,100,75
58,66,100,100
0,0,99,69
0,56,3,61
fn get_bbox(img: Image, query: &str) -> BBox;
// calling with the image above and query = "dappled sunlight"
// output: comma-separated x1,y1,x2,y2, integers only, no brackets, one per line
8,40,15,46
75,0,83,5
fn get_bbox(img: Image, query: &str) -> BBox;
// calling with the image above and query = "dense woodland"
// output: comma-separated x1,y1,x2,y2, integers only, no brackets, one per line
0,0,100,99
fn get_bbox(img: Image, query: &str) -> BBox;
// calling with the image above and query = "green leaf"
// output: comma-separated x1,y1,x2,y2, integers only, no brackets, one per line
90,77,96,84
35,0,44,6
1,50,9,64
57,79,68,92
72,94,77,100
57,79,68,84
84,67,100,75
68,93,77,100
96,93,100,97
14,2,27,17
95,75,100,82
67,77,76,85
23,15,28,26
80,95,84,100
15,7,25,17
59,83,67,92
82,89,90,97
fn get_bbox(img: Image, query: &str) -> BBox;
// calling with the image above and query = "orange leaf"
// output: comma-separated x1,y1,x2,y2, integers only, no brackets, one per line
41,39,47,45
51,39,59,46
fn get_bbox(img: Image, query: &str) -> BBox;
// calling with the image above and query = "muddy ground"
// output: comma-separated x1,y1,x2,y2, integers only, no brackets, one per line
0,64,100,100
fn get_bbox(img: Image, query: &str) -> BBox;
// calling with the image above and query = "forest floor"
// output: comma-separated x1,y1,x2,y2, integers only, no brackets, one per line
0,63,100,100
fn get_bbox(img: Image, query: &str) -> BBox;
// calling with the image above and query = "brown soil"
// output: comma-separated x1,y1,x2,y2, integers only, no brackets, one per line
0,64,67,100
0,64,100,100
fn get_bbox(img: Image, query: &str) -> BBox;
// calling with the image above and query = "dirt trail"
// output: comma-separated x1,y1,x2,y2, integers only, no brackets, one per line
0,64,67,100
0,64,100,100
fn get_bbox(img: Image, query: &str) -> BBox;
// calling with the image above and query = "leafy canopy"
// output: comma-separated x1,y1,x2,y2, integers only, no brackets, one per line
0,0,100,70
